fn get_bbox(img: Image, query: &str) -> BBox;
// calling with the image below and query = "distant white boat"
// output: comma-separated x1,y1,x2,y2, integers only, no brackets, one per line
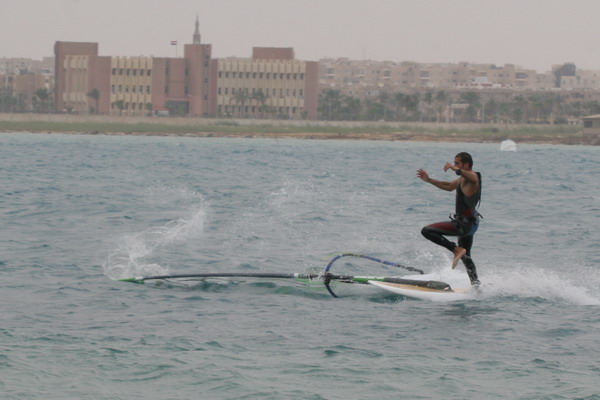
500,139,517,151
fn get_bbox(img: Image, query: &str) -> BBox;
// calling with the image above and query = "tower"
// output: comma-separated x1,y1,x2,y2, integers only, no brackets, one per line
193,15,201,44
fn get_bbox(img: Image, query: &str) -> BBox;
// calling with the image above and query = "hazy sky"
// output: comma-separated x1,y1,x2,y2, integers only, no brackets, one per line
2,0,599,72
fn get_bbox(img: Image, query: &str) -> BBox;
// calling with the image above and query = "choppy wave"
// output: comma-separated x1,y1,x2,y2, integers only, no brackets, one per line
2,134,600,399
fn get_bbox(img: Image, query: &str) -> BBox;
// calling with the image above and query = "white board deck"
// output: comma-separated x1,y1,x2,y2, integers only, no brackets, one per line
368,280,476,302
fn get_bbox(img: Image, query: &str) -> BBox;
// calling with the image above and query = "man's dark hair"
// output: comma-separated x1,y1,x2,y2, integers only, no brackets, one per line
456,152,473,168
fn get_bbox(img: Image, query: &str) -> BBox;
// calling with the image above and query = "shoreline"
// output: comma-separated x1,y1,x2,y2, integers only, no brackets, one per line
3,129,596,145
1,113,598,145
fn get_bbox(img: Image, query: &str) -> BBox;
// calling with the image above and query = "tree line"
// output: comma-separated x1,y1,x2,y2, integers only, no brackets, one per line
318,89,600,124
4,83,600,124
0,87,53,113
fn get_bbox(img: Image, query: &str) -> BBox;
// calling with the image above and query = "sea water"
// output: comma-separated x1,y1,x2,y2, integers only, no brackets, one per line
1,132,599,399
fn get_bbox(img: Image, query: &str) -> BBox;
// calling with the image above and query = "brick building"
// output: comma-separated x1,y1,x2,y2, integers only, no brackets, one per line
211,47,318,119
54,39,211,116
53,19,318,119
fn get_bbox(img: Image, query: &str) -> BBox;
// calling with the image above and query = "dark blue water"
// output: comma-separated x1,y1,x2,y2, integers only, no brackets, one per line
1,133,599,399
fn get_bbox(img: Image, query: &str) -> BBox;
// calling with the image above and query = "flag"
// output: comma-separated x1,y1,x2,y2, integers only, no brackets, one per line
170,41,177,45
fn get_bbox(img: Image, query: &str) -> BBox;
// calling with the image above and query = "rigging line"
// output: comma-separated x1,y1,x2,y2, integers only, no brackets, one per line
324,253,424,274
323,253,424,298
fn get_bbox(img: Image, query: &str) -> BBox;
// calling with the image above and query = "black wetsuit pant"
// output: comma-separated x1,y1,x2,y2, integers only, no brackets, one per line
421,220,479,284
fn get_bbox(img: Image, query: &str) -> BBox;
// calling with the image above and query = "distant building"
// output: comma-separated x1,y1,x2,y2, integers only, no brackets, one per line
582,114,600,134
54,29,212,116
53,18,318,119
211,47,319,119
319,58,538,98
1,57,54,112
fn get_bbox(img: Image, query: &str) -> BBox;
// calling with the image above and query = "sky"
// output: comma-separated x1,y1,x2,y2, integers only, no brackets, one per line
2,0,599,72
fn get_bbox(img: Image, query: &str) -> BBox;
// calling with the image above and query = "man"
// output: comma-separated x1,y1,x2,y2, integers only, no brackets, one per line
416,152,481,287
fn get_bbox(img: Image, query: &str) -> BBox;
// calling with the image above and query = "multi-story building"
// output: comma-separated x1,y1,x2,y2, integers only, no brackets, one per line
211,47,318,119
53,19,318,119
560,69,600,91
319,58,539,98
55,28,212,116
1,57,55,112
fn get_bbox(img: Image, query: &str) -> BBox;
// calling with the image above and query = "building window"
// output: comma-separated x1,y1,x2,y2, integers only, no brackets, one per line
218,88,221,95
132,86,136,93
219,71,222,78
146,85,151,94
139,85,143,93
112,68,116,75
147,70,151,76
133,69,137,76
111,85,115,93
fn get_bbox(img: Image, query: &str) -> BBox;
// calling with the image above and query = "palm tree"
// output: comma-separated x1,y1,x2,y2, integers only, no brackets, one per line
252,90,267,118
112,100,125,116
422,91,434,121
341,96,361,120
392,92,406,121
234,89,249,117
434,91,449,122
86,88,100,114
34,88,50,113
318,89,343,120
459,92,481,122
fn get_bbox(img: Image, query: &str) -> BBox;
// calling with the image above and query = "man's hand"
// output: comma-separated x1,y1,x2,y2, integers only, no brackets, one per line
443,162,456,172
416,169,430,182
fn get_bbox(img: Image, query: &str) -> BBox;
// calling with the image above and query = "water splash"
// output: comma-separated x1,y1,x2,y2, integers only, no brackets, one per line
103,204,207,280
480,266,600,306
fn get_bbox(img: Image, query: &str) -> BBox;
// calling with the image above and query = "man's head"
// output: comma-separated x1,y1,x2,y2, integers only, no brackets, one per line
454,152,473,170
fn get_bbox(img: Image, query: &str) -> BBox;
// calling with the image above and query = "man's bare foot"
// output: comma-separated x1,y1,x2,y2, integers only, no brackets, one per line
452,247,466,269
